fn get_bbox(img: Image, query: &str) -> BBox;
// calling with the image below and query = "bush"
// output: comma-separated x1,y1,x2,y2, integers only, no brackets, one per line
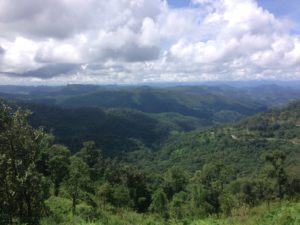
44,196,72,224
258,203,300,225
77,203,99,221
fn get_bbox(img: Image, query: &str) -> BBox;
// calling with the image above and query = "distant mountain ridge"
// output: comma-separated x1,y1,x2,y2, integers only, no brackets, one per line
1,84,300,162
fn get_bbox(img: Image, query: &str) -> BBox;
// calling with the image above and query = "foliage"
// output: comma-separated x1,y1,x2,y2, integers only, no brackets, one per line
0,100,50,225
149,189,169,218
1,85,271,155
65,156,91,215
1,97,300,225
47,144,70,196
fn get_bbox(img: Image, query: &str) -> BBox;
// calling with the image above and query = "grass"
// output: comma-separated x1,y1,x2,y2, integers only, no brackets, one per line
41,198,300,225
192,202,300,225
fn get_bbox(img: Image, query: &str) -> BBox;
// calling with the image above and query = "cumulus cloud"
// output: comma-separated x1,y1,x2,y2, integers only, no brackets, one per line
167,0,300,79
0,0,300,84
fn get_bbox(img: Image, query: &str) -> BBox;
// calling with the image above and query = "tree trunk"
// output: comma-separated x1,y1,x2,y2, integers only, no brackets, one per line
279,184,282,207
54,183,59,196
25,192,33,225
72,195,76,215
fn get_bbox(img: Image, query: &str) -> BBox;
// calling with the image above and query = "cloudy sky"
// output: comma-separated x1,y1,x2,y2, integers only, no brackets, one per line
0,0,300,85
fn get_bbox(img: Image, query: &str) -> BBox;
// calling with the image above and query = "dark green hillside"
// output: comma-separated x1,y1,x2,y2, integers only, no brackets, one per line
173,84,300,107
58,88,265,124
243,84,300,106
22,103,205,156
0,85,271,126
128,101,300,176
2,83,300,110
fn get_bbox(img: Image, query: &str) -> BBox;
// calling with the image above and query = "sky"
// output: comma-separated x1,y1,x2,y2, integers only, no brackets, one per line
0,0,300,85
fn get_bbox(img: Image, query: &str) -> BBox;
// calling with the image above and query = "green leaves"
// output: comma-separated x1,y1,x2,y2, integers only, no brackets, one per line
149,189,168,217
65,157,91,215
47,145,70,196
0,100,51,225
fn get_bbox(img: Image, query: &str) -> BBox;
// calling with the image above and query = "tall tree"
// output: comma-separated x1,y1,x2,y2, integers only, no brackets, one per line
164,166,189,199
65,156,90,215
191,161,232,216
149,189,169,218
0,100,50,225
265,151,288,205
76,141,103,180
47,145,70,196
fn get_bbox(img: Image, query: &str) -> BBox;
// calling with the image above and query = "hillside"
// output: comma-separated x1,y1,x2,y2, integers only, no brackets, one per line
2,85,300,172
0,85,276,126
1,95,299,225
0,85,272,127
172,84,300,107
127,101,300,177
21,103,206,156
2,84,300,125
57,88,265,122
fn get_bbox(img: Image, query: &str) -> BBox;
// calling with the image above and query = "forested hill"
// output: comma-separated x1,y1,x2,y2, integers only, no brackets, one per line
21,103,205,156
1,84,300,168
0,85,276,156
1,98,299,225
128,101,300,177
2,84,300,169
1,85,268,123
56,88,265,119
1,83,300,109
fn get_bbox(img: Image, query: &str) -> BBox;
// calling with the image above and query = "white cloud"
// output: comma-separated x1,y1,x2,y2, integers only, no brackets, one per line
0,37,41,72
166,0,300,80
0,0,300,84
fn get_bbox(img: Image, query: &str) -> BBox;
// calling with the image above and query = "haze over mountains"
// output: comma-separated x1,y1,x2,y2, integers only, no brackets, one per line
1,82,300,157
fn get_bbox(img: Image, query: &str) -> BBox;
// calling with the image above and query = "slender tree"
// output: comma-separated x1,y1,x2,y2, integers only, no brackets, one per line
150,189,169,218
76,141,103,180
65,156,90,215
265,151,288,205
191,161,231,216
164,166,189,199
47,145,70,196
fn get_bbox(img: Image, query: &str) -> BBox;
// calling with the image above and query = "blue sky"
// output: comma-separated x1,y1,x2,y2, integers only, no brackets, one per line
1,0,300,84
169,0,300,21
257,0,300,33
168,0,190,8
257,0,300,18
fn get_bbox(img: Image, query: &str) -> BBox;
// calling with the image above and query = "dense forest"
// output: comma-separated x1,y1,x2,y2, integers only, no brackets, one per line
0,84,300,225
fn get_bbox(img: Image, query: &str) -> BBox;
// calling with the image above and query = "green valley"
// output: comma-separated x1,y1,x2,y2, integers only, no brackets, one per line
0,84,300,225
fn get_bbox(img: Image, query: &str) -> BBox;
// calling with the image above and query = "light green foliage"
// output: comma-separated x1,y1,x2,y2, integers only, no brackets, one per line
96,182,113,207
65,156,91,215
169,191,189,220
44,196,72,224
191,202,300,225
258,202,300,225
111,184,132,208
149,189,169,218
